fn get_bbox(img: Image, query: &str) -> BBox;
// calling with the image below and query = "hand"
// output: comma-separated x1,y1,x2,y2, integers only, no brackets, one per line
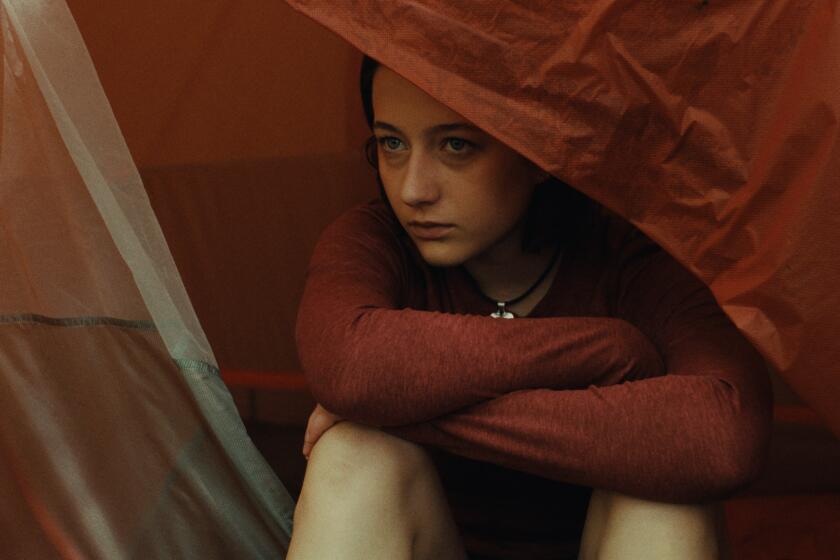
302,403,346,460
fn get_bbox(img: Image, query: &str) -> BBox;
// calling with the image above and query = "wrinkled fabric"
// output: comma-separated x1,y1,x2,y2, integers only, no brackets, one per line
1,1,293,557
284,0,840,436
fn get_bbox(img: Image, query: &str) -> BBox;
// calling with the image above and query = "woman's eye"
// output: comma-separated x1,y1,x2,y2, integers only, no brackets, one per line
443,137,474,155
378,136,405,152
377,135,475,157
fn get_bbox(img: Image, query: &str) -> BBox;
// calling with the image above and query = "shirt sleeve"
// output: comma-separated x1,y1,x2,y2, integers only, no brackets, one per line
382,230,774,503
295,203,666,426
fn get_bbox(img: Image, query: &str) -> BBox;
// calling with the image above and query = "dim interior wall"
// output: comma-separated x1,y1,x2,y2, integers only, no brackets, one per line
66,0,369,167
142,152,377,374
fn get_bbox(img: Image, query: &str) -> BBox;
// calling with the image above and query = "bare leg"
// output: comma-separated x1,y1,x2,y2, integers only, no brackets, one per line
286,421,468,560
578,489,728,560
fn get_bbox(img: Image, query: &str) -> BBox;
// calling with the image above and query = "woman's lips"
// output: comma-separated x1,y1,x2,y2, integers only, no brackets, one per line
409,223,455,240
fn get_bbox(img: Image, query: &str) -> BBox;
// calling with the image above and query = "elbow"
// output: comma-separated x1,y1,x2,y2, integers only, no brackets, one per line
296,309,412,426
708,336,775,498
704,401,773,500
304,369,354,419
297,325,357,420
668,381,773,503
709,429,770,499
296,309,362,419
307,376,405,427
300,357,345,414
670,422,770,504
300,353,400,427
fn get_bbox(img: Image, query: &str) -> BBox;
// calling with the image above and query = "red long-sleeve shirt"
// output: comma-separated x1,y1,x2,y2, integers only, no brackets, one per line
295,197,773,505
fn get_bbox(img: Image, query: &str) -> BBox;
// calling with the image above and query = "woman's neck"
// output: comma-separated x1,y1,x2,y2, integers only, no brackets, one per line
462,223,560,302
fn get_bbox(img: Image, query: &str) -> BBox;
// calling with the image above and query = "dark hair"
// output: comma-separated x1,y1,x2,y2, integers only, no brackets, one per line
360,54,598,254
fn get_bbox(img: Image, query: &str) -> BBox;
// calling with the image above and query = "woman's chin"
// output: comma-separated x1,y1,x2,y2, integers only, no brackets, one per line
415,243,468,268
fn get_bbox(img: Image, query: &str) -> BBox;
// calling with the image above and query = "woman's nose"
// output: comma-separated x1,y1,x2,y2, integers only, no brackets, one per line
398,152,441,206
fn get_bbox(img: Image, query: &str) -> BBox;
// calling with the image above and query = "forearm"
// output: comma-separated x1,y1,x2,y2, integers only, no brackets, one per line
297,208,669,427
298,304,664,426
382,374,772,503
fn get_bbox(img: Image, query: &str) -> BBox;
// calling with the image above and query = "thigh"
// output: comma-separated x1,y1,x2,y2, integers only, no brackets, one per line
579,490,727,560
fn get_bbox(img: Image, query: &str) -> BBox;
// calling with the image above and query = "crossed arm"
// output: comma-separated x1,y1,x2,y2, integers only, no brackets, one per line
295,207,773,503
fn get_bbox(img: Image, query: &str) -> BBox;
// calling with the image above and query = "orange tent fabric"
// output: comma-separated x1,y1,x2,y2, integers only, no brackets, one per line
283,0,840,436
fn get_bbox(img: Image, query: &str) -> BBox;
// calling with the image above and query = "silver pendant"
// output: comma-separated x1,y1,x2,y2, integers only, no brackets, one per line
490,302,515,319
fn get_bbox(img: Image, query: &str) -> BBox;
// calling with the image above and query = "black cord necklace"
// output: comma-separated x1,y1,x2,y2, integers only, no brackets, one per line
465,243,565,319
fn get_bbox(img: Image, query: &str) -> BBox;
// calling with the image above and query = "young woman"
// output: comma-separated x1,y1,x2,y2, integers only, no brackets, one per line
286,56,772,559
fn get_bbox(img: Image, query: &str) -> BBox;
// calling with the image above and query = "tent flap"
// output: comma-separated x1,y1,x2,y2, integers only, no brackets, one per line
284,0,840,436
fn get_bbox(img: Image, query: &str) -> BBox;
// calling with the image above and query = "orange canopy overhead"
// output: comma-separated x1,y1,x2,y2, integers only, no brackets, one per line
283,0,840,435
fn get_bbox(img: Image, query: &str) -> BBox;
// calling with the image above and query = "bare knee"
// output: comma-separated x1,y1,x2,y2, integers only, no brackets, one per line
580,490,724,560
301,421,434,501
290,422,466,560
289,422,437,560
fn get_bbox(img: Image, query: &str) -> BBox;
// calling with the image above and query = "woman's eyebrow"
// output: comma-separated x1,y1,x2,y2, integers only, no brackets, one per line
373,121,481,136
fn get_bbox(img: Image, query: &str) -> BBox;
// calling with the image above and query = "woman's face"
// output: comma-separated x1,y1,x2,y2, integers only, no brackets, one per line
372,66,545,268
